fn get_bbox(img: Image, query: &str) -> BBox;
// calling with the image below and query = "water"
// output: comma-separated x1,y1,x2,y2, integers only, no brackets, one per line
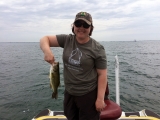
0,41,160,120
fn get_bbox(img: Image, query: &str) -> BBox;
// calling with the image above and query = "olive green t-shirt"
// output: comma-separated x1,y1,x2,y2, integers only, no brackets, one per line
56,34,107,96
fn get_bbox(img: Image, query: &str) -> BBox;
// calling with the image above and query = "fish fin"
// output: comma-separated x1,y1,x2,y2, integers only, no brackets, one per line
52,91,58,99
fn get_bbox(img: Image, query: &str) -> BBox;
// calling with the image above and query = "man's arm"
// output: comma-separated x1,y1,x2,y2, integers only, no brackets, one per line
40,35,59,64
95,69,107,111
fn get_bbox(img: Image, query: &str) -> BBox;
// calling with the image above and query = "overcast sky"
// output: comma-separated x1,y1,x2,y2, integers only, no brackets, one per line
0,0,160,42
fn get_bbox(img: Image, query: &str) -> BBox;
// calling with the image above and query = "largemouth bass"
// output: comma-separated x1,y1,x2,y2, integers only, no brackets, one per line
49,62,60,99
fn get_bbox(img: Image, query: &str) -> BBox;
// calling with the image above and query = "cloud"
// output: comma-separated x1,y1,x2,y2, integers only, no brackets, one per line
0,0,160,42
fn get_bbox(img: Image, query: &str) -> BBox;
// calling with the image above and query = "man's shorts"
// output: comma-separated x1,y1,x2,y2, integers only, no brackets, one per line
64,88,100,120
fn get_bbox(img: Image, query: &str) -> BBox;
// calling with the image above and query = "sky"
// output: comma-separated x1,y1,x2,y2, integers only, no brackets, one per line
0,0,160,42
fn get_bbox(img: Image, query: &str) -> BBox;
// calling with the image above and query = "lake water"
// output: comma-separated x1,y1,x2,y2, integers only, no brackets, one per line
0,41,159,120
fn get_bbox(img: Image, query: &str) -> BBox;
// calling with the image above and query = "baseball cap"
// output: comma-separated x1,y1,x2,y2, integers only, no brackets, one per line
74,12,92,25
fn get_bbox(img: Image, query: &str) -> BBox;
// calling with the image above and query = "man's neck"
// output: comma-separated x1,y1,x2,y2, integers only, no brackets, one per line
76,36,90,44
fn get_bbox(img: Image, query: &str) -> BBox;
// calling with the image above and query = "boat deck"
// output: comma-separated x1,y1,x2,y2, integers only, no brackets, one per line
32,109,160,120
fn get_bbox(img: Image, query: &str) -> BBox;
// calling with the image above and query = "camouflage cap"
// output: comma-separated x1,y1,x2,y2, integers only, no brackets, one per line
74,12,92,25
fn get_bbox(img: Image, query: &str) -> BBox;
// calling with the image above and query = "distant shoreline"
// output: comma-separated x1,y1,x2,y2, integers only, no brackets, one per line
0,40,160,43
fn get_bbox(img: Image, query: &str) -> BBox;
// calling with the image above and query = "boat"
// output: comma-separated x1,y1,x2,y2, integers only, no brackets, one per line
32,55,160,120
32,109,160,120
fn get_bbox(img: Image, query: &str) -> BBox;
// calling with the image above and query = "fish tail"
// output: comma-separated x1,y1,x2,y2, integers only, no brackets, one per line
52,91,58,99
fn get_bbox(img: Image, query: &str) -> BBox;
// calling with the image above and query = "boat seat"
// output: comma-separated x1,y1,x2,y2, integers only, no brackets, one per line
144,109,160,119
100,83,122,120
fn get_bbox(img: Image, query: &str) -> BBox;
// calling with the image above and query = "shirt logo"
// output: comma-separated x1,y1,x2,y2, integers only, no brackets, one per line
68,48,82,66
